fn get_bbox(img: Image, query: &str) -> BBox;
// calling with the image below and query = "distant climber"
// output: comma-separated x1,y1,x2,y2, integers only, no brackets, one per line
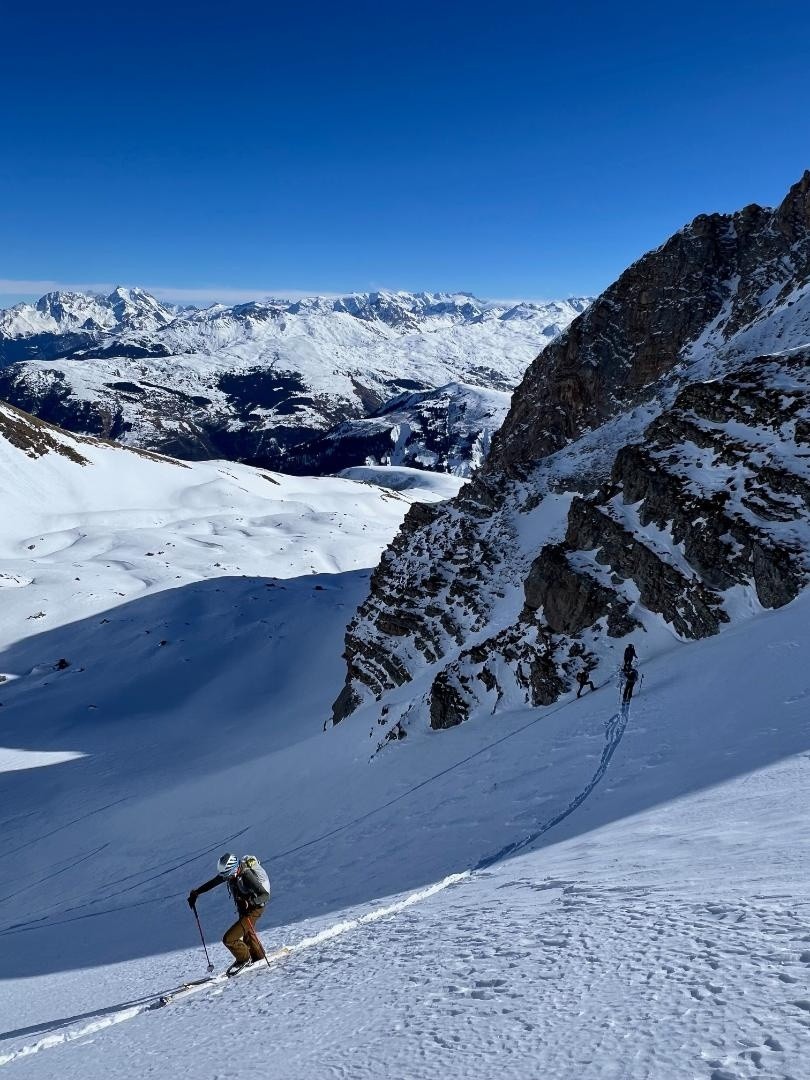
622,665,639,704
622,644,637,671
188,853,271,975
576,670,596,698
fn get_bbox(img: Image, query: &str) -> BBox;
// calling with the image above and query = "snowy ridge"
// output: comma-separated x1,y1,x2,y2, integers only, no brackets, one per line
0,290,589,472
0,287,174,339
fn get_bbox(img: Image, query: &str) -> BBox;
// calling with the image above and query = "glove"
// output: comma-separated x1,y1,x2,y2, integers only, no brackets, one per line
187,890,198,909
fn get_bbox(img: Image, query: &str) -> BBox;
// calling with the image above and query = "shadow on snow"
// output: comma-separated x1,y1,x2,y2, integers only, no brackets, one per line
0,577,807,981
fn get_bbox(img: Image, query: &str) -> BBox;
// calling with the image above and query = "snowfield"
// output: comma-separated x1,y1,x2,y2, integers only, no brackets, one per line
0,409,809,1079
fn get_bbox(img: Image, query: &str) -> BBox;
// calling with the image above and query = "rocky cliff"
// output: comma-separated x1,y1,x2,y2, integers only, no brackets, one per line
330,173,810,739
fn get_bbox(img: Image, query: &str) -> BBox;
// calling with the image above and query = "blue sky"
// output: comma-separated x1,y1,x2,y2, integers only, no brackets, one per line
1,1,808,305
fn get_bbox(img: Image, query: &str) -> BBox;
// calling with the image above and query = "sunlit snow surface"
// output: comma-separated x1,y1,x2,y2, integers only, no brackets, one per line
0,419,809,1079
0,748,85,773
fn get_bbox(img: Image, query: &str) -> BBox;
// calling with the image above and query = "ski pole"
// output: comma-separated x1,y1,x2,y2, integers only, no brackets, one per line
192,905,215,972
244,911,273,972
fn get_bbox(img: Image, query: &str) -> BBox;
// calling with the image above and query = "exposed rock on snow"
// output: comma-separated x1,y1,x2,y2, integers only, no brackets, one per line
0,291,589,473
0,399,91,464
284,382,511,477
331,171,810,732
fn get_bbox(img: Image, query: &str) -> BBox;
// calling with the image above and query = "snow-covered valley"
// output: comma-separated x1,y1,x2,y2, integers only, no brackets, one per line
0,401,809,1079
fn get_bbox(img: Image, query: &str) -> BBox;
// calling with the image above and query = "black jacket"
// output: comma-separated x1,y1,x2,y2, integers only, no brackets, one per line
194,867,270,913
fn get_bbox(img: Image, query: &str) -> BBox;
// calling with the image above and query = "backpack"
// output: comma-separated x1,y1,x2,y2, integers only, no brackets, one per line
235,855,271,907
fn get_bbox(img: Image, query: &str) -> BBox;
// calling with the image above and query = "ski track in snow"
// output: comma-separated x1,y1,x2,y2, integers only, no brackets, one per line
0,699,633,1069
0,873,469,1068
476,706,629,869
6,872,810,1079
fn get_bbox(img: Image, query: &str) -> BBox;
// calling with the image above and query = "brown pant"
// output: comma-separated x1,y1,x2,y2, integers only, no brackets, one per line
222,907,265,963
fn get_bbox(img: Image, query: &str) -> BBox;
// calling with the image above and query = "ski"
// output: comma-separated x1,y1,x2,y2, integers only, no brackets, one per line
153,975,216,1008
153,947,293,1008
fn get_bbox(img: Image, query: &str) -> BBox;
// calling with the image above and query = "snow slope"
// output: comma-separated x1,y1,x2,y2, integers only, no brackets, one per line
0,403,462,650
1,593,809,1079
0,409,809,1079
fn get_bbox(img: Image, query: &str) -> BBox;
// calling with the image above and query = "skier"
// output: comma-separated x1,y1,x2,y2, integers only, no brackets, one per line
622,643,637,671
622,665,639,704
188,853,271,975
576,669,596,698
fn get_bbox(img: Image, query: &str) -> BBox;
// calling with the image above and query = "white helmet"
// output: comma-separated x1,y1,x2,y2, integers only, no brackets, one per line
217,852,239,878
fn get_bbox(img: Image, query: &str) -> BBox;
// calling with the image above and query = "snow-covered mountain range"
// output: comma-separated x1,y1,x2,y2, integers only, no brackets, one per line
331,171,810,735
0,290,588,472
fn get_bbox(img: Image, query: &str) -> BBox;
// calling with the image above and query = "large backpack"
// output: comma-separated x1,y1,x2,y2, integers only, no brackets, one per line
236,855,271,907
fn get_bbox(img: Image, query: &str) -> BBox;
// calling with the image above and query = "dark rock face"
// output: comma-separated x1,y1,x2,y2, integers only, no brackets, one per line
524,544,639,638
330,484,515,726
412,357,810,731
330,173,810,736
607,354,810,611
0,401,89,464
429,670,470,730
563,499,728,640
486,172,810,478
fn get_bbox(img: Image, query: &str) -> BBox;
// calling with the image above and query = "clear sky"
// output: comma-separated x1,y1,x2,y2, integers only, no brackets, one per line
1,0,808,305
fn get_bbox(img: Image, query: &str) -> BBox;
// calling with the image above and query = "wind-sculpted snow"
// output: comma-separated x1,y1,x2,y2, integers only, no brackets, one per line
0,290,589,472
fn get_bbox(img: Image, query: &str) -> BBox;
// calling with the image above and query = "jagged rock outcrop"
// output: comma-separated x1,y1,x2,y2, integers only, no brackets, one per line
0,401,90,464
486,172,810,477
331,173,810,735
524,544,639,638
